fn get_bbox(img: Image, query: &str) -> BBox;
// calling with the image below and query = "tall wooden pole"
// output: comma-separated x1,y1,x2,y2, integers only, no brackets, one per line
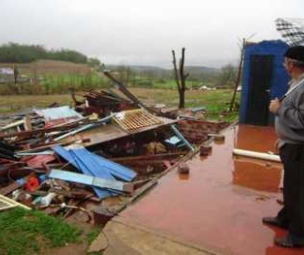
229,39,245,112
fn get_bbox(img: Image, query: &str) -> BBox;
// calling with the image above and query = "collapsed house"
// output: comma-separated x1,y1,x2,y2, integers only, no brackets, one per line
0,73,229,223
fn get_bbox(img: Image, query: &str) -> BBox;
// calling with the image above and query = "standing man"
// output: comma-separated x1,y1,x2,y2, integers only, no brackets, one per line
264,45,304,248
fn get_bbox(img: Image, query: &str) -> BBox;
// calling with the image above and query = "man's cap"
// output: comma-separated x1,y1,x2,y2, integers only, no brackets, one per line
284,46,304,62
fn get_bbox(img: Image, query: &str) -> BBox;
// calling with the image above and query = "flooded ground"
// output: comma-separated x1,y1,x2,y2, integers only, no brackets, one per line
104,124,304,255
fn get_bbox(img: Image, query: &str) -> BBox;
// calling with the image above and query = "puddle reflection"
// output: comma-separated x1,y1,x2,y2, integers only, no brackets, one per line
178,173,190,181
233,158,282,192
233,124,283,193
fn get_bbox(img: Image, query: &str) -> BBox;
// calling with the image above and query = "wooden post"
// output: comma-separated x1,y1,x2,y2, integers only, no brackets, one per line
229,39,245,112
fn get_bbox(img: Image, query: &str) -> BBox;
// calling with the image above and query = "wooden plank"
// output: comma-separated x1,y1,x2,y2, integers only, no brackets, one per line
111,151,187,162
0,201,16,212
115,159,173,166
58,118,177,147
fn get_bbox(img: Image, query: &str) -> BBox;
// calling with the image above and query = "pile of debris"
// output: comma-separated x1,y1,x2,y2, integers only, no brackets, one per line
0,76,230,224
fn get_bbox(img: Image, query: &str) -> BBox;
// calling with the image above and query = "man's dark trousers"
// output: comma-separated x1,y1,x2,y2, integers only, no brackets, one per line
278,143,304,237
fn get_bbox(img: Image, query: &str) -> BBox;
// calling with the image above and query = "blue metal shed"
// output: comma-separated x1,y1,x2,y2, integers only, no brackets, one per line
239,40,290,126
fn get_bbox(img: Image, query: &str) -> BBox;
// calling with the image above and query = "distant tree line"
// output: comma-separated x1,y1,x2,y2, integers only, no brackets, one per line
0,42,101,66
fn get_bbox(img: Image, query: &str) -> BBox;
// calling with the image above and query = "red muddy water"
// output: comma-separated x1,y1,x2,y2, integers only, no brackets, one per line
118,124,304,255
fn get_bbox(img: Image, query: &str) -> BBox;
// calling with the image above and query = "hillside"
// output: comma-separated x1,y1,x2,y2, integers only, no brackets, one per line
184,65,219,74
106,64,220,80
107,64,219,73
0,59,93,76
0,60,220,81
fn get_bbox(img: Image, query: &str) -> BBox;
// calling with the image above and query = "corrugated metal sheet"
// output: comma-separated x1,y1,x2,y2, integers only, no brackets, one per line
52,145,112,199
34,106,82,122
70,149,115,180
52,145,137,198
34,106,84,127
92,154,136,181
49,169,124,191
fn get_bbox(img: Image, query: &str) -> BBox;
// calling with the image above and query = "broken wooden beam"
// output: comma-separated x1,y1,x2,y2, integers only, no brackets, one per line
113,159,174,166
110,151,188,162
54,114,114,141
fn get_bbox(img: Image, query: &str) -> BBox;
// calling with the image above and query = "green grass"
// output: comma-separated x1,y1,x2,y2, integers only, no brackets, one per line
0,208,82,255
133,88,240,122
153,80,177,89
0,87,240,122
42,73,107,93
86,227,102,244
0,94,73,114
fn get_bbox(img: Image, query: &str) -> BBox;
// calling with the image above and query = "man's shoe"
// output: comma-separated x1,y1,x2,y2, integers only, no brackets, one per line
275,234,304,248
262,217,288,229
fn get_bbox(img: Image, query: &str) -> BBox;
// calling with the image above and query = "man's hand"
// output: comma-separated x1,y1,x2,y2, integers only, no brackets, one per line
269,98,281,114
274,139,279,154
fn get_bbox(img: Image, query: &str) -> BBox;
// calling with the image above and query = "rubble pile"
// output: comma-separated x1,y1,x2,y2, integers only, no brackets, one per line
0,87,230,224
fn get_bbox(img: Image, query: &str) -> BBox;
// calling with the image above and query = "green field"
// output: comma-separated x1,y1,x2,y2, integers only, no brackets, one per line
0,87,240,122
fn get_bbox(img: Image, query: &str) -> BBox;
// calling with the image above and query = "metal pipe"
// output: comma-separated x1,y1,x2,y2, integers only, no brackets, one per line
233,148,281,162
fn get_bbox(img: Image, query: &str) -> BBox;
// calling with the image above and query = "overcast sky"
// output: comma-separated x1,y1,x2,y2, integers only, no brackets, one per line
0,0,303,68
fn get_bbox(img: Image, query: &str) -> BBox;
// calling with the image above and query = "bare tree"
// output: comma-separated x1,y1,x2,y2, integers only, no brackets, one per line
218,64,237,88
172,48,189,109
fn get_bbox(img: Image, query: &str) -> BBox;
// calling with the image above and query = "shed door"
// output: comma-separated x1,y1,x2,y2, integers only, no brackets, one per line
245,55,273,126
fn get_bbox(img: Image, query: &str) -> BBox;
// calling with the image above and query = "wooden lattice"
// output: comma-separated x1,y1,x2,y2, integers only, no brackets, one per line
113,109,163,131
0,194,31,211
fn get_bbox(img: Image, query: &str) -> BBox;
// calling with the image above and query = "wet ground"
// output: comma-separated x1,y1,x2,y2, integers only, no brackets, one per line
104,124,304,255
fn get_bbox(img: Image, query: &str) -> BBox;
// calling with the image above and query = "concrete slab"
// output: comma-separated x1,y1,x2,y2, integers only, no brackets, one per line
102,124,304,255
103,220,214,255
